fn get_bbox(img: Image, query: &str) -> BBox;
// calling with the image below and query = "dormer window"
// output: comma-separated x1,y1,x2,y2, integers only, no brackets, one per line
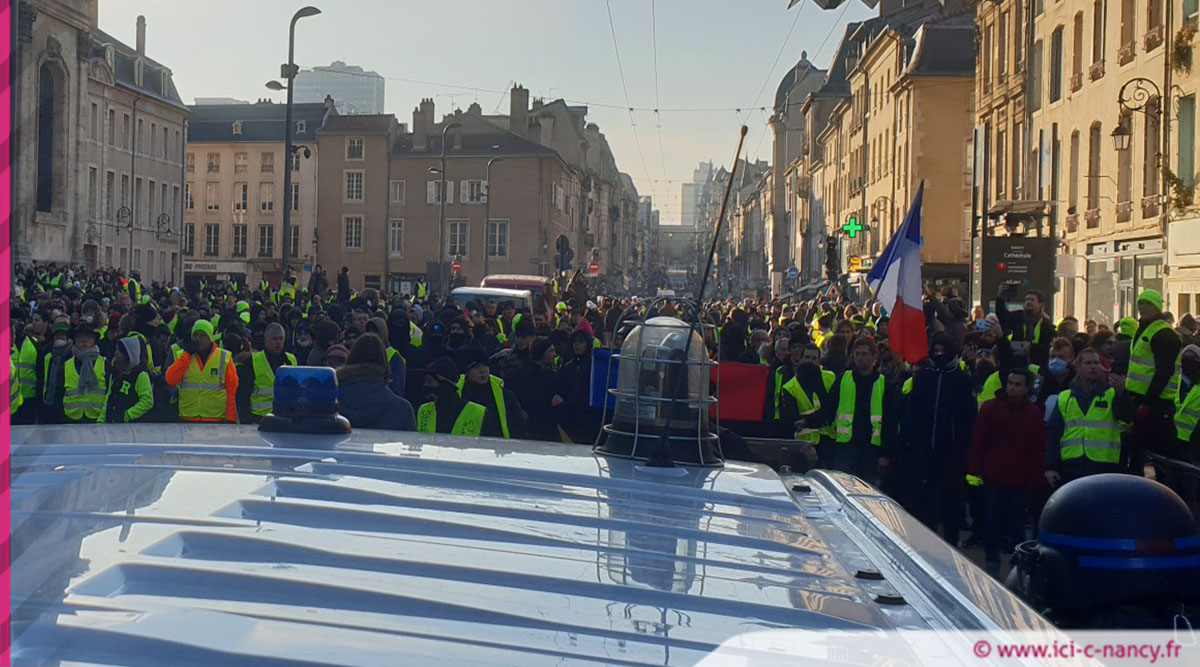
232,121,243,136
160,70,169,95
134,59,143,87
295,120,307,134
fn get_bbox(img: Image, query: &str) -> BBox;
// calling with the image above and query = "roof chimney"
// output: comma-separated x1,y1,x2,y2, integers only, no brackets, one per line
509,84,528,138
136,15,146,55
412,98,434,151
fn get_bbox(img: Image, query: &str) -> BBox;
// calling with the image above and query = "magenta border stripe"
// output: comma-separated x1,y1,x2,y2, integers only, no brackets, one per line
1,0,12,663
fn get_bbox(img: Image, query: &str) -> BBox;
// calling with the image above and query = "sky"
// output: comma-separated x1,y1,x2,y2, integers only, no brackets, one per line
100,0,876,225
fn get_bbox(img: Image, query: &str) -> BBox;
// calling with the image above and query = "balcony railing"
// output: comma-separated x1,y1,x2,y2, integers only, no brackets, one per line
1085,208,1101,228
1118,42,1136,65
1144,25,1164,52
1070,72,1083,92
1116,201,1133,223
1089,60,1105,81
1066,213,1079,233
1142,195,1161,218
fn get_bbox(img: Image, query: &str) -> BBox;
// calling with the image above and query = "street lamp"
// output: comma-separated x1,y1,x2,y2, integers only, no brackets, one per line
436,121,462,296
267,5,320,283
483,148,504,277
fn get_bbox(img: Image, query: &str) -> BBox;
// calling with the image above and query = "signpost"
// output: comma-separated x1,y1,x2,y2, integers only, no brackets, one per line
980,236,1056,314
786,266,799,280
842,215,864,238
451,259,462,274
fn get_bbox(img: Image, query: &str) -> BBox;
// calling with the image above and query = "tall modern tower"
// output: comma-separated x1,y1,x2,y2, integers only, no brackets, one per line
293,61,385,115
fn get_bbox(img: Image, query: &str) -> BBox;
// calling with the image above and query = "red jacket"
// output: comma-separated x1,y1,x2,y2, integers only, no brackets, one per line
967,396,1045,489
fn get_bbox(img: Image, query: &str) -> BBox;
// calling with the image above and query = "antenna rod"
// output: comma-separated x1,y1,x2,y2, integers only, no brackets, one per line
695,125,748,307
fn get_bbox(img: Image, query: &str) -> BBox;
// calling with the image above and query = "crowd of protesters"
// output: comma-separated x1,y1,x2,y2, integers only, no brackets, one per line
10,261,1200,574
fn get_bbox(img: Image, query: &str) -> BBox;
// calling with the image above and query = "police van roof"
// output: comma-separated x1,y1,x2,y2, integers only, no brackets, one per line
11,425,1052,664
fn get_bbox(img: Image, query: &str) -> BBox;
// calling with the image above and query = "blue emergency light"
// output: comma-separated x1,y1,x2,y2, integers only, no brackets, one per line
258,366,351,434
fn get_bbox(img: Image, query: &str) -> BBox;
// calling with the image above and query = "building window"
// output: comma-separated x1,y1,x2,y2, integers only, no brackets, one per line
295,120,306,134
345,171,364,202
1093,0,1106,64
292,152,301,171
148,180,156,221
1087,122,1102,213
121,174,129,209
389,219,404,256
1049,27,1064,102
427,180,453,204
108,108,117,146
346,137,364,160
448,219,468,257
162,127,168,159
134,249,140,270
1012,122,1024,196
232,224,247,257
172,185,179,217
465,179,486,203
487,219,508,258
161,183,168,216
186,152,195,172
150,122,157,156
137,119,144,152
1069,130,1081,211
234,183,248,211
234,152,248,174
258,225,275,257
36,63,65,213
122,113,130,149
390,180,406,204
184,223,195,256
185,183,194,210
291,183,301,211
105,171,116,220
207,152,220,173
1145,98,1162,197
1117,113,1134,208
90,103,98,139
261,152,275,173
88,167,98,219
289,225,301,259
206,182,219,211
204,223,220,256
260,182,275,212
996,130,1007,199
105,246,113,267
1072,13,1084,82
344,215,363,249
135,178,144,223
1030,40,1044,111
1179,95,1196,187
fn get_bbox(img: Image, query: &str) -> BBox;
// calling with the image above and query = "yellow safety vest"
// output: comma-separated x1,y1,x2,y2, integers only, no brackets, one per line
179,348,232,421
1174,378,1200,442
456,374,509,438
416,401,485,435
410,321,424,348
10,357,23,414
14,337,37,399
386,347,405,367
63,357,107,422
250,350,296,416
833,371,884,446
417,282,428,299
1126,319,1179,400
1057,388,1121,464
780,376,822,444
772,367,786,419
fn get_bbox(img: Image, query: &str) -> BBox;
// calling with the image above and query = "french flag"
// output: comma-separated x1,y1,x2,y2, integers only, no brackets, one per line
867,181,927,364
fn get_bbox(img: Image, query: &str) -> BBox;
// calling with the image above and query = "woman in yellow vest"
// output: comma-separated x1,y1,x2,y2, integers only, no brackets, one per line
1045,347,1132,487
415,356,492,436
165,320,239,423
52,327,107,424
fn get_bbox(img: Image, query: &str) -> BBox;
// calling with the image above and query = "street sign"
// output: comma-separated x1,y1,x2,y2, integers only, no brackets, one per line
451,259,462,273
842,215,864,238
588,261,600,276
860,257,873,270
848,256,862,272
786,266,799,280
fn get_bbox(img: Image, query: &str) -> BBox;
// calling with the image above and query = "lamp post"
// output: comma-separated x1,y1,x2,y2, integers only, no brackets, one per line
267,6,320,283
434,121,462,297
483,150,504,278
1114,77,1168,226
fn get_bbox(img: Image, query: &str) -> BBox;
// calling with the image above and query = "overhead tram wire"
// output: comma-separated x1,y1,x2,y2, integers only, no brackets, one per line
604,0,653,185
651,0,669,182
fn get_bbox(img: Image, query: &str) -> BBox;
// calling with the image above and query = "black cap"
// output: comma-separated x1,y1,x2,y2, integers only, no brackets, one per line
421,356,459,382
457,346,489,373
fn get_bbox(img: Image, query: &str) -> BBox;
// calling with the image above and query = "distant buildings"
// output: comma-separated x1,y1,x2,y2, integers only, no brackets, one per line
680,161,713,228
13,2,188,285
293,60,385,115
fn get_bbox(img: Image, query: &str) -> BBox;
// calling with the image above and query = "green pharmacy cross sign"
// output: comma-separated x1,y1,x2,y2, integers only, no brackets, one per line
842,215,864,238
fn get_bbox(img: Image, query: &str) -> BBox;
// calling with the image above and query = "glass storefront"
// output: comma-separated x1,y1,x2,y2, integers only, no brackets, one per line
1086,253,1162,325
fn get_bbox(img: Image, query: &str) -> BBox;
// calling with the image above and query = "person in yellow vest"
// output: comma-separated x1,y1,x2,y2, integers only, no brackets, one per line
456,346,524,438
1045,347,1132,487
996,288,1055,367
101,336,154,423
236,322,295,422
10,357,23,416
802,337,896,481
1170,344,1200,515
51,326,107,424
779,342,836,461
1123,291,1182,457
165,319,239,423
415,279,428,301
11,312,41,424
278,269,298,303
415,356,494,436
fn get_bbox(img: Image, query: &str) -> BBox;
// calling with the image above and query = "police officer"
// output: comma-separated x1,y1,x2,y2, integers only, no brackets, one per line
236,322,295,422
1046,347,1131,486
102,336,154,424
1125,289,1182,455
416,356,494,436
165,319,239,423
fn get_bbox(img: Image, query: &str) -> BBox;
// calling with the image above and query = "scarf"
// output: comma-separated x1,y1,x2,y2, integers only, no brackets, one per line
72,345,102,394
44,342,73,401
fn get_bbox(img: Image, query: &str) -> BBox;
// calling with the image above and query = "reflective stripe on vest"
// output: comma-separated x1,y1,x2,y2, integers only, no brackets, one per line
833,371,884,446
772,367,785,419
15,337,37,398
1175,379,1200,442
63,357,107,421
416,401,485,436
781,376,820,443
10,358,23,413
1057,388,1121,463
1126,320,1178,400
250,350,296,416
179,349,230,420
455,374,509,438
386,347,406,367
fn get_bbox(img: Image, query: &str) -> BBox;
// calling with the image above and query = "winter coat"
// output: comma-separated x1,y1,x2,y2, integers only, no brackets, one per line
899,361,977,483
967,396,1045,489
336,363,416,431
